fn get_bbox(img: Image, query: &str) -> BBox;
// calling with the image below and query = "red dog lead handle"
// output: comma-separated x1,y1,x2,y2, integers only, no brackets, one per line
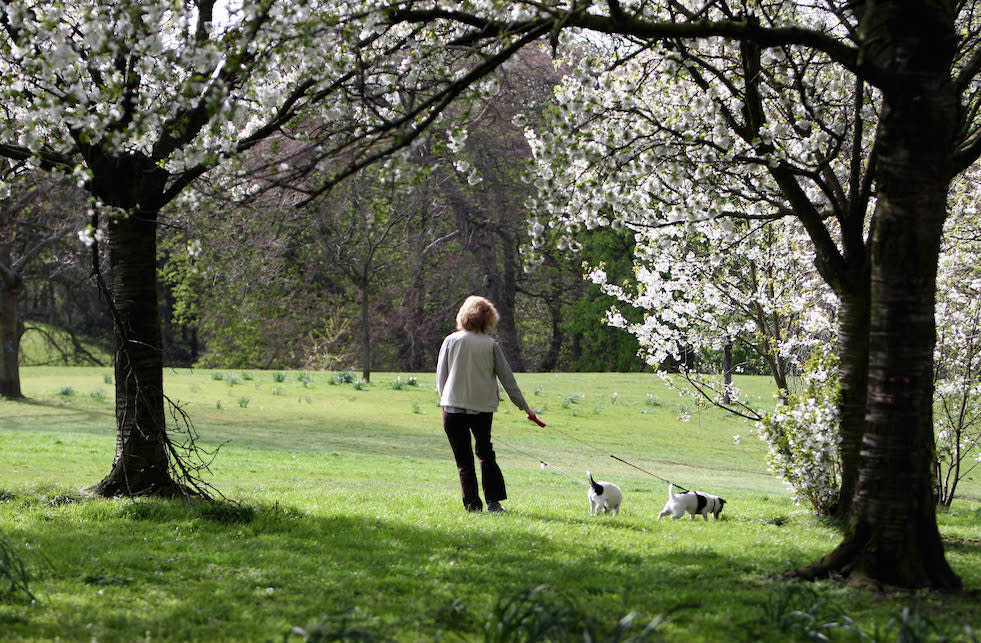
527,414,546,427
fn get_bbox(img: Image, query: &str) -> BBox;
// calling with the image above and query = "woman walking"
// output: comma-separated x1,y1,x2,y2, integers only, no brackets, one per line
436,295,542,513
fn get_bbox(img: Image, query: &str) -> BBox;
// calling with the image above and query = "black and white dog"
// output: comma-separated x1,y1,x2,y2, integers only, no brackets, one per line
657,483,726,520
587,472,623,515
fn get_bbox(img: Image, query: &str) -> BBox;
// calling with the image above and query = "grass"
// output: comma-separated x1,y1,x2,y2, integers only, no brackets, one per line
1,367,980,641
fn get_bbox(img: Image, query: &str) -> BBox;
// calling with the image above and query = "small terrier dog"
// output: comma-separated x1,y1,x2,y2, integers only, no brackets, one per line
657,483,726,520
587,472,623,515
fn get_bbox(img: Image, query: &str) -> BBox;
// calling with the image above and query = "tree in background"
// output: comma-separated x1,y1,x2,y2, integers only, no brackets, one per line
160,185,351,371
521,224,646,372
307,170,416,383
0,172,87,398
158,47,602,375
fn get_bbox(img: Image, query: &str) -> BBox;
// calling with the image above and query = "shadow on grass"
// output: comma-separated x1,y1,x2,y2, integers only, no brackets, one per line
0,494,845,642
0,397,113,427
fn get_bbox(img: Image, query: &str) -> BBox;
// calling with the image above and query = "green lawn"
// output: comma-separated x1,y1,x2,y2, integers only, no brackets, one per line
1,367,979,641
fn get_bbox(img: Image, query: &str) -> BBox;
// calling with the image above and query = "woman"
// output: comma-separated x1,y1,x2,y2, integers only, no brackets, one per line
436,295,541,513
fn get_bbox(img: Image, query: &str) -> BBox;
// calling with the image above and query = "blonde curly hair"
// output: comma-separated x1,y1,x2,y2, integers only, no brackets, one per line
456,295,499,333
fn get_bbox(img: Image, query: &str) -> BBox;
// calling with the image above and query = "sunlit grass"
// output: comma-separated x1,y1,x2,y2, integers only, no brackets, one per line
1,367,979,641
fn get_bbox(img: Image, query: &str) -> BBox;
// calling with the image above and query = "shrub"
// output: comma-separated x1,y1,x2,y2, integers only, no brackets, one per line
755,347,841,515
331,372,356,385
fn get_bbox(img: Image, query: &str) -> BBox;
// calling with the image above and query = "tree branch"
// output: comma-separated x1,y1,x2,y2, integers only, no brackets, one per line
0,143,76,171
389,8,867,84
299,22,553,203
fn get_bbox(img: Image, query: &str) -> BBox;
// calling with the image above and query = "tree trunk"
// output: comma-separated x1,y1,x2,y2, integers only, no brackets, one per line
443,181,527,371
538,294,564,372
791,187,960,588
0,248,24,399
360,277,371,383
477,230,527,372
788,0,960,587
398,268,429,371
835,281,870,521
89,210,183,497
722,342,733,404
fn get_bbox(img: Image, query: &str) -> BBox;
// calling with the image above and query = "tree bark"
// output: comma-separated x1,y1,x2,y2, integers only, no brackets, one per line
360,275,371,383
835,280,870,520
789,0,961,587
89,210,184,497
538,293,564,372
0,247,24,399
475,225,526,371
722,342,733,404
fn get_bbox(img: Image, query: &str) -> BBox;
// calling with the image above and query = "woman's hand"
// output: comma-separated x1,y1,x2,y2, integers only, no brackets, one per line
526,411,546,427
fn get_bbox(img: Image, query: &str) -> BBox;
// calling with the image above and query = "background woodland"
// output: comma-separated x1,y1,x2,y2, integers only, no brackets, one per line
2,48,714,379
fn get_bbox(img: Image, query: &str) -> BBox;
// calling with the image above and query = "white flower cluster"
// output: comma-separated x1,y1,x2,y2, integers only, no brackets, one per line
932,180,981,503
520,31,866,508
0,0,417,190
76,225,106,248
521,33,850,367
755,348,841,514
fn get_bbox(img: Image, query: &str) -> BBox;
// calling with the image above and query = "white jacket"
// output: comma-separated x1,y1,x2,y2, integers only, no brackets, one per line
436,330,528,413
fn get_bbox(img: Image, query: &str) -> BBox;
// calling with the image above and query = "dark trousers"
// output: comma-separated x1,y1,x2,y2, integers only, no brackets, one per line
442,410,507,511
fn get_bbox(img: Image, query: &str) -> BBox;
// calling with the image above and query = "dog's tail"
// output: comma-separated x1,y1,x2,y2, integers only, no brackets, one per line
587,471,604,495
668,482,677,498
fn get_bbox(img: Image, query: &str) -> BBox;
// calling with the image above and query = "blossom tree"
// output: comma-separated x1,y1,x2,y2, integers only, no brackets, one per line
0,0,486,497
524,43,846,509
1,1,334,496
378,0,980,590
933,182,981,506
522,36,867,513
580,210,835,394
